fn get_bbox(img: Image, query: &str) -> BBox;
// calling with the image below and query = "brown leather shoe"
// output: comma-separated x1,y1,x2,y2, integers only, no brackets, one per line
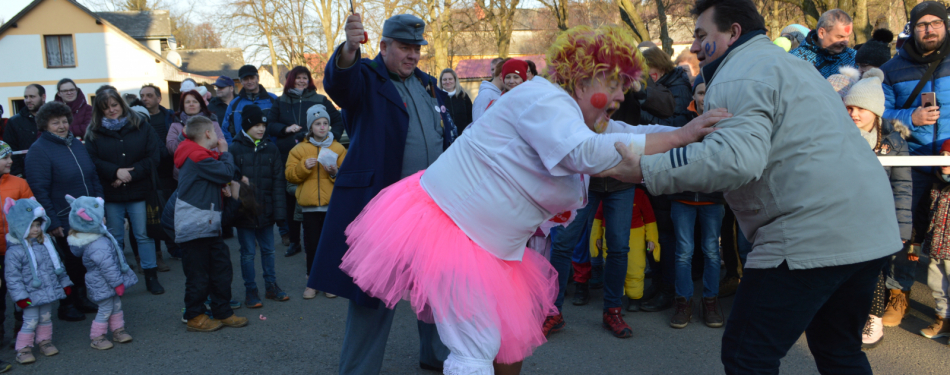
670,297,692,329
220,314,249,328
882,289,909,327
186,314,223,332
702,297,724,328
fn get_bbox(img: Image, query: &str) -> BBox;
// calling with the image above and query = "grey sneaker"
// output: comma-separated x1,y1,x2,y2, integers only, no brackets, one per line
90,335,114,350
37,340,58,356
16,347,35,364
113,328,133,343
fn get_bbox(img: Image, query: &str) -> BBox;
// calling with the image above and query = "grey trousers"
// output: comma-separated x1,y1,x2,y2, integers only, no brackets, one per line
339,299,449,375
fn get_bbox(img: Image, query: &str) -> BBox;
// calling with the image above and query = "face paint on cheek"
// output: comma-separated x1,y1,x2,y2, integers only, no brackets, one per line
704,41,717,57
591,93,608,109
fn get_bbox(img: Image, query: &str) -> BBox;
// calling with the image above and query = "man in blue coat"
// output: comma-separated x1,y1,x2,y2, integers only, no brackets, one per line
221,65,279,144
308,13,456,374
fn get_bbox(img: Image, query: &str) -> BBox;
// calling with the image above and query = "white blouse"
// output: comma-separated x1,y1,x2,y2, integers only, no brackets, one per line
421,78,676,261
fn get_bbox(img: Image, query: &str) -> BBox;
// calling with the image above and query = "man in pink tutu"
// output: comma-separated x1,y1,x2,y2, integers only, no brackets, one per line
340,24,730,374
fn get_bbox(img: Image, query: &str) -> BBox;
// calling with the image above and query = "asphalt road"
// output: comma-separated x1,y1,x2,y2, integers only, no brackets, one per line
3,230,949,374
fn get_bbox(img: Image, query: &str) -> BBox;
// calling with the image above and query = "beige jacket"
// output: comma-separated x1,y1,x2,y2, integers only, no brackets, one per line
641,35,902,270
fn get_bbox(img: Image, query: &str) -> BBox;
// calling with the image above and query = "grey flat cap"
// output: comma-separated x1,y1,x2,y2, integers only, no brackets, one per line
383,14,427,45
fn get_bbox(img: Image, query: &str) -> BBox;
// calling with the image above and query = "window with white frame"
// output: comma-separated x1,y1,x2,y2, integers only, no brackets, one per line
44,35,75,68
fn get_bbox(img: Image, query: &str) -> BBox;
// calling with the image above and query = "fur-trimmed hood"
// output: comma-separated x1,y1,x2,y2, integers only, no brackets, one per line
66,195,130,273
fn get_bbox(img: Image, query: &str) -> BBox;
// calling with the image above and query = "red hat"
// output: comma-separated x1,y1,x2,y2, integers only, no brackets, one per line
501,59,528,82
942,139,950,155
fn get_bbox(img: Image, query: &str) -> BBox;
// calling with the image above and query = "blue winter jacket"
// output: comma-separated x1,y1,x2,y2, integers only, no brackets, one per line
790,30,857,79
69,234,138,302
882,42,950,172
308,44,457,308
25,132,104,232
221,87,279,144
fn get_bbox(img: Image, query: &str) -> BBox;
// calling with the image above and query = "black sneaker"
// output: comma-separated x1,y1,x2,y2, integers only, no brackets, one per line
590,264,604,289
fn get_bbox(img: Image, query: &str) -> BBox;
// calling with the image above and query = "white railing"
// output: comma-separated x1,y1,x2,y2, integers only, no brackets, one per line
878,156,950,166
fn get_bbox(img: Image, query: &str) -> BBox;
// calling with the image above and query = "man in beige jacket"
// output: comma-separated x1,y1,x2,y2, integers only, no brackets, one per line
601,0,901,373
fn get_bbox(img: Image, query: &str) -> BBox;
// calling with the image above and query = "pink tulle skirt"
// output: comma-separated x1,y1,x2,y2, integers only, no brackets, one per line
340,172,559,364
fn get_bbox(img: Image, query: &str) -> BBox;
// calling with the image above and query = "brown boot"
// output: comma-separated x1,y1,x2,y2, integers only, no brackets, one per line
921,315,950,339
220,314,249,328
702,297,724,328
155,251,170,272
670,297,692,329
186,314,223,332
881,289,909,327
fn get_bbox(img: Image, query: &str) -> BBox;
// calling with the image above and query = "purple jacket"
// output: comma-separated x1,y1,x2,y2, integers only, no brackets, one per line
55,87,93,138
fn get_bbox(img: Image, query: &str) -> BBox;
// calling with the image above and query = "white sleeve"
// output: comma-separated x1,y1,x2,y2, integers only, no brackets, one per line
551,133,644,176
604,120,679,134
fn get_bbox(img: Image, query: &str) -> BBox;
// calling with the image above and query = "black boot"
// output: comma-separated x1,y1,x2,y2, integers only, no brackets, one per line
144,268,165,295
75,286,98,313
641,283,675,312
57,301,85,322
284,242,302,257
572,282,591,306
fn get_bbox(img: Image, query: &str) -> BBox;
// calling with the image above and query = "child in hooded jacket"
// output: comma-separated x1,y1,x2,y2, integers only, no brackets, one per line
4,197,72,364
66,195,138,350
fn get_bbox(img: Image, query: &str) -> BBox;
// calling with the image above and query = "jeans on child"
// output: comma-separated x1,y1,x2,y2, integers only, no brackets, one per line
20,304,53,334
95,296,122,323
237,227,277,290
927,258,950,318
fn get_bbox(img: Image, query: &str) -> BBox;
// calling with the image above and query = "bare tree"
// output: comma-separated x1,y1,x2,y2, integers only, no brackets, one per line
177,22,224,49
539,0,570,31
654,0,673,53
311,0,347,54
617,0,651,43
475,0,522,58
224,0,286,87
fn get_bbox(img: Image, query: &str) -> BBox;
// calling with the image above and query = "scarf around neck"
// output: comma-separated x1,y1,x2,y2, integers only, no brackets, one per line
309,133,334,148
902,34,950,64
102,116,128,131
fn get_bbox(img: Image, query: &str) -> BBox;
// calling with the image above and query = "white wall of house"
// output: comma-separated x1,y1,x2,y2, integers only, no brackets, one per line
0,0,174,114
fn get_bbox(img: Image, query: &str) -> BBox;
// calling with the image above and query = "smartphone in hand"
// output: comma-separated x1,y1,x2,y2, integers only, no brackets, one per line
922,92,937,108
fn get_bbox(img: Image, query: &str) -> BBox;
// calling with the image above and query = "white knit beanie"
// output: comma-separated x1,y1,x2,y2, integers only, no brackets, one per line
843,68,886,117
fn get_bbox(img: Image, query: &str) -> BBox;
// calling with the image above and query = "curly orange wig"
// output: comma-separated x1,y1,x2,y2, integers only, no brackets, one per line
545,25,647,94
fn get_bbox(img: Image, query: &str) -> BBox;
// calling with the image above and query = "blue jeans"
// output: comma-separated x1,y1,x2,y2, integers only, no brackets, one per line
737,225,752,267
671,202,724,299
551,187,636,310
237,227,276,290
722,258,886,374
105,201,156,270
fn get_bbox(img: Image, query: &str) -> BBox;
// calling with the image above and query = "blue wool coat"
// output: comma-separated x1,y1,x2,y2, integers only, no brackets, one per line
308,44,456,308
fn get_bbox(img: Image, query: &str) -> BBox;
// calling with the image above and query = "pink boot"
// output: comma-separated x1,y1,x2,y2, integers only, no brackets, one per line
34,324,58,356
109,312,132,343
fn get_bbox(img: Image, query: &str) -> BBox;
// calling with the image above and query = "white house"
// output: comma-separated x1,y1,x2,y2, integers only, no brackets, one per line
0,0,213,115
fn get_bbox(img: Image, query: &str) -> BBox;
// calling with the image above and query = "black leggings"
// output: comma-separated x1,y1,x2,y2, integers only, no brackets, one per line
303,211,327,277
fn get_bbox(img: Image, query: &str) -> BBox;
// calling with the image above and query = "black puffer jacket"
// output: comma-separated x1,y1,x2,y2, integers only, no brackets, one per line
641,67,695,127
879,120,913,241
229,133,287,229
84,117,161,202
445,90,474,134
267,89,343,159
5,108,40,177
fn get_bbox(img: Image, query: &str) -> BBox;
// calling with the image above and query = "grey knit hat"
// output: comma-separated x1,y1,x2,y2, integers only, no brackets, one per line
844,68,886,117
307,104,330,127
